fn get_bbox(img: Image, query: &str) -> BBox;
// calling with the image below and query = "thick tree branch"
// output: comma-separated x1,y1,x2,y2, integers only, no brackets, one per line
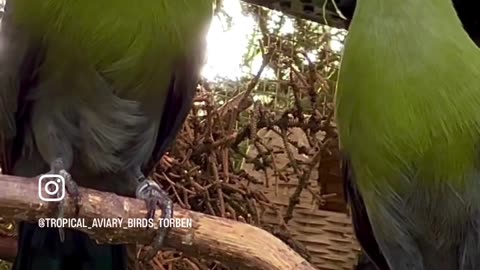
0,174,315,270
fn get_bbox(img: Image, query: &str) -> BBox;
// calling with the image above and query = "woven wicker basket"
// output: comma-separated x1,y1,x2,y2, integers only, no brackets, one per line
245,128,360,270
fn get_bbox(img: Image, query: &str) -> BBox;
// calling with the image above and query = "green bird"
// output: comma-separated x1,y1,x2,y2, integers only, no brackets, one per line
336,0,480,269
0,0,213,269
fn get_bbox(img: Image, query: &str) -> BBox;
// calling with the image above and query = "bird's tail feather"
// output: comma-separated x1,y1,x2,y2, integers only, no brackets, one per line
13,222,128,270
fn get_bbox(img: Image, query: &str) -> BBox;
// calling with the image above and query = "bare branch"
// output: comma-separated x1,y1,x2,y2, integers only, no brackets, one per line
0,174,315,270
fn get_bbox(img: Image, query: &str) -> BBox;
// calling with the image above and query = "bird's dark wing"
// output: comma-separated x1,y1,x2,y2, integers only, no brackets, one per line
0,0,42,174
342,156,390,270
143,36,207,175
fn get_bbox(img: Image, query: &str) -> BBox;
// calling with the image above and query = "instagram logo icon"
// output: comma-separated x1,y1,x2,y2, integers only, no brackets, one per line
38,174,65,202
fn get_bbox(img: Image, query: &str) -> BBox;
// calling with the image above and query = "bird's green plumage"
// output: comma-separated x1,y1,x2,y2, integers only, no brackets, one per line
1,0,214,269
336,0,480,193
336,0,480,268
10,0,212,101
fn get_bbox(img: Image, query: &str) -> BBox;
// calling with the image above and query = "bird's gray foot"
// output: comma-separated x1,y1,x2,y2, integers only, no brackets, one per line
46,158,80,242
135,177,173,261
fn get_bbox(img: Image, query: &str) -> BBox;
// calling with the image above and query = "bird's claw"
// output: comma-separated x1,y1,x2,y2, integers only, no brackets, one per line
135,179,173,261
45,162,80,242
56,169,80,217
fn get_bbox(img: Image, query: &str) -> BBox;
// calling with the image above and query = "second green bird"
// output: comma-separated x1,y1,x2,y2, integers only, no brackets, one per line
336,0,480,269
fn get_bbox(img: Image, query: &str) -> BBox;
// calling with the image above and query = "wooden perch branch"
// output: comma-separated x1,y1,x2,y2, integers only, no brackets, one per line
0,174,315,270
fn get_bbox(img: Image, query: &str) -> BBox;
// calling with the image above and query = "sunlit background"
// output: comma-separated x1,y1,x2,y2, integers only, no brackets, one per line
202,0,344,81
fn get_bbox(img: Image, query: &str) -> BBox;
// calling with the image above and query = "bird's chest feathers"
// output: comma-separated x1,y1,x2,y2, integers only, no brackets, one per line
337,43,480,191
14,1,204,98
